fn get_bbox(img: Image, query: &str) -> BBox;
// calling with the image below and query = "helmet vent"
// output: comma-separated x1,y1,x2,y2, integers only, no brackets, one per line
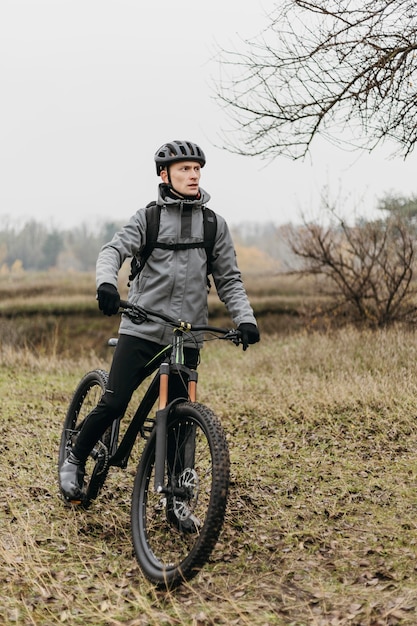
154,140,206,174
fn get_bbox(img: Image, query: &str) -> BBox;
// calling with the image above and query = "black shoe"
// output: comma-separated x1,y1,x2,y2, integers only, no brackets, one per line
59,452,85,502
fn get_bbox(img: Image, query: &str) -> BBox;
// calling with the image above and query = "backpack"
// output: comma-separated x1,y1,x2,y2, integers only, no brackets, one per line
128,201,217,288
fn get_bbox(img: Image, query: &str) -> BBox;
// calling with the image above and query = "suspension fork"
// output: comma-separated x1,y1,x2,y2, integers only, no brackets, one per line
154,363,174,493
188,370,197,402
171,328,198,401
153,361,198,493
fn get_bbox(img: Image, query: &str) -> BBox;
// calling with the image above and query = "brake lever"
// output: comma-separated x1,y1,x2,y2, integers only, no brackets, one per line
223,329,242,346
122,306,148,325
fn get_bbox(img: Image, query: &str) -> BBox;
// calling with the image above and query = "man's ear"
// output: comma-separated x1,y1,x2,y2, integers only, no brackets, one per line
160,168,168,184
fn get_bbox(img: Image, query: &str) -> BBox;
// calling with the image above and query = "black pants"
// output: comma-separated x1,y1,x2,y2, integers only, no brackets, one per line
72,334,199,462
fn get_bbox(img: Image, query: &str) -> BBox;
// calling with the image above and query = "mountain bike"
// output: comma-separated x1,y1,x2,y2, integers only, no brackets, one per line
58,300,242,588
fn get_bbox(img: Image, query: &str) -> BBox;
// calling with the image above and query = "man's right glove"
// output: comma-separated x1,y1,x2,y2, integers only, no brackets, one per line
97,283,120,316
238,323,260,351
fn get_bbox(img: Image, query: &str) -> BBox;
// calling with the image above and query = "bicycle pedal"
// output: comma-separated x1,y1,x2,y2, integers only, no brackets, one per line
91,442,109,474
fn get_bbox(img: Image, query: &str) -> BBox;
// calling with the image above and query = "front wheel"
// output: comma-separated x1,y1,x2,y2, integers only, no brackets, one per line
58,369,111,508
131,401,230,588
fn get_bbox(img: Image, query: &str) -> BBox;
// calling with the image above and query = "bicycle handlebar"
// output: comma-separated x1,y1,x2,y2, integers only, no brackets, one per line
119,300,242,344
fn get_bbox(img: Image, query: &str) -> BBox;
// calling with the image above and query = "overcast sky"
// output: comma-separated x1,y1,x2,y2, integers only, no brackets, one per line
1,0,417,231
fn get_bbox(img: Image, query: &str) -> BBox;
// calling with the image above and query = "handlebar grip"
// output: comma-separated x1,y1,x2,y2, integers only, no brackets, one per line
119,299,131,309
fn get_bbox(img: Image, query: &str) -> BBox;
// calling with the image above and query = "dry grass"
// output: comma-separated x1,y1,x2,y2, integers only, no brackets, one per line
0,270,323,357
2,325,417,625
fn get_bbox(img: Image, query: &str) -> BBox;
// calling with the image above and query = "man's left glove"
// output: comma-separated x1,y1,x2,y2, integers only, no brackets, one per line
238,323,260,351
97,283,120,316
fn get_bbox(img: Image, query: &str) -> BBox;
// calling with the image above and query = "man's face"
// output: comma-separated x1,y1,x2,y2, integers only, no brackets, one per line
161,160,201,196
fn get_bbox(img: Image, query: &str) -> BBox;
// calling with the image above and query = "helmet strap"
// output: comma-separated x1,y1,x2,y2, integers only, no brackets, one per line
162,183,200,202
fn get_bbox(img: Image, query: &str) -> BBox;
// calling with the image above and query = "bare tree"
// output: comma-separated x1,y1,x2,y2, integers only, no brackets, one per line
288,215,417,326
216,0,417,159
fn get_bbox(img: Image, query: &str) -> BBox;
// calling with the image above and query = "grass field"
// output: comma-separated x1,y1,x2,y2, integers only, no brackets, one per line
2,317,417,625
2,271,417,625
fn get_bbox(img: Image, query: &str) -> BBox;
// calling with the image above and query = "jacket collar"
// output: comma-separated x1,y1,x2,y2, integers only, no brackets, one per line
157,183,211,208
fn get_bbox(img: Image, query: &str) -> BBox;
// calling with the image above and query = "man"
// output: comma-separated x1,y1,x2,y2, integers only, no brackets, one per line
59,140,259,502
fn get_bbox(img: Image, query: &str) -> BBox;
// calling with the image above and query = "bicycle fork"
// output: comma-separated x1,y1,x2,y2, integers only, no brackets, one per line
153,362,198,494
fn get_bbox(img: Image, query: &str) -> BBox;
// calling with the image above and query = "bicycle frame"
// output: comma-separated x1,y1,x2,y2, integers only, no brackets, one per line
107,326,199,497
60,299,241,587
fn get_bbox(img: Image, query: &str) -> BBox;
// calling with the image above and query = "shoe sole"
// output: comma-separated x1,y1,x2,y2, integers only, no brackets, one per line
61,492,84,506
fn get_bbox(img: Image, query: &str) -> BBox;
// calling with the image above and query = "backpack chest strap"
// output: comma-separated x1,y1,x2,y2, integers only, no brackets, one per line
153,241,213,251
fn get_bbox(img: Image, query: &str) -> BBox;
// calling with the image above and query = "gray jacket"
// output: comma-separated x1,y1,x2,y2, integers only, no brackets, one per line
96,185,257,347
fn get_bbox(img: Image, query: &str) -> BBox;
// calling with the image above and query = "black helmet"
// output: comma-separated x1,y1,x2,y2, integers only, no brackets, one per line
154,140,206,175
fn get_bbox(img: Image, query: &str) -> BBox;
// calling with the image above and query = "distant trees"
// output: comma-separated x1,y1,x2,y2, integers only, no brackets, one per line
377,193,417,223
231,221,294,268
0,217,296,274
0,219,123,272
216,0,417,159
288,194,417,326
41,231,64,269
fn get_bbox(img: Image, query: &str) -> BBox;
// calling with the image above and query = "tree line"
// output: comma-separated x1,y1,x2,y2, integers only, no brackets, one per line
0,217,292,273
3,191,417,328
0,219,123,272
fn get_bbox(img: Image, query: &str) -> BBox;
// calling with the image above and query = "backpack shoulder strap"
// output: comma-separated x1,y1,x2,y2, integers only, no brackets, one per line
142,201,161,260
128,202,160,284
202,207,217,276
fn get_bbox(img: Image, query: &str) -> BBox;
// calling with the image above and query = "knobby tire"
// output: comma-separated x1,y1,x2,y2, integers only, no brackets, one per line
58,369,110,508
131,401,230,589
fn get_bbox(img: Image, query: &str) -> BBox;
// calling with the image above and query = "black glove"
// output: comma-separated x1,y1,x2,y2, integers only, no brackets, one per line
238,323,260,351
97,283,120,316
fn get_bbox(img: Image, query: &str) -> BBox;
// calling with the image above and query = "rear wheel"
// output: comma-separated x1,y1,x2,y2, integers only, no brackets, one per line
131,401,230,588
58,369,111,508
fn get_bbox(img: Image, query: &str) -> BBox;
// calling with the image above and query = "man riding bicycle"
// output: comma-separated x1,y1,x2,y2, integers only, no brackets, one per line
59,139,260,502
